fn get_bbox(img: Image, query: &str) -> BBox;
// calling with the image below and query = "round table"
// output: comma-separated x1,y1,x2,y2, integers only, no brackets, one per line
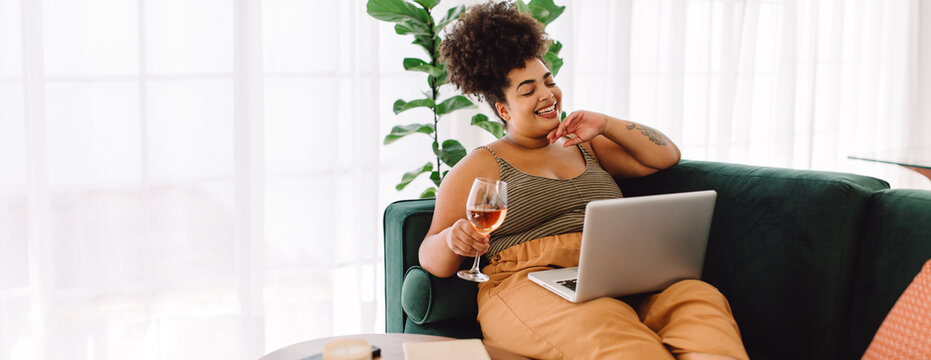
260,333,530,360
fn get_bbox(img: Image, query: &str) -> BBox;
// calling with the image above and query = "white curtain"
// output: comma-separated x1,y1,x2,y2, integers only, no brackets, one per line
1,0,929,359
0,0,405,358
538,0,930,190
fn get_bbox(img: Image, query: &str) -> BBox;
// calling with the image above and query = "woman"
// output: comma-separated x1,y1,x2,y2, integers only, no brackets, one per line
419,2,748,359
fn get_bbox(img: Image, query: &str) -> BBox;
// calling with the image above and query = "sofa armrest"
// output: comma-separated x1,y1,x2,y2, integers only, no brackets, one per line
384,199,436,333
401,266,478,325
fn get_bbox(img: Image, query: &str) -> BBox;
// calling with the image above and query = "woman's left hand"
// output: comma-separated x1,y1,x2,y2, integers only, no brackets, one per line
547,110,609,147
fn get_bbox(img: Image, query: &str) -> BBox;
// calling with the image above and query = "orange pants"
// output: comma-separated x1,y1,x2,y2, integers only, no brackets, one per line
477,233,749,360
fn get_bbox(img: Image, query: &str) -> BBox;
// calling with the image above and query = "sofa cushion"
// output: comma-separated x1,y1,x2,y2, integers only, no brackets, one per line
846,189,931,359
618,160,889,360
401,266,478,325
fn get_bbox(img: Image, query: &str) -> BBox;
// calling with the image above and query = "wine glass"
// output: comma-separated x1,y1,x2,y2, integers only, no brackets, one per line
457,177,508,282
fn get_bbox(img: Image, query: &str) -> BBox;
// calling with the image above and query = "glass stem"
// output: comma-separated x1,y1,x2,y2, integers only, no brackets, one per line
471,252,481,272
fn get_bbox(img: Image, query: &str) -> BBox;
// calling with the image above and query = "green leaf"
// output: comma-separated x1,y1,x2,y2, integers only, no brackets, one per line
544,51,564,76
413,0,439,10
395,21,431,36
528,6,551,24
438,139,466,167
471,113,506,139
366,0,409,22
396,162,433,191
435,5,465,32
560,111,567,120
395,23,415,35
383,123,435,144
419,187,437,198
527,0,566,25
549,40,563,56
432,141,440,156
428,68,449,88
429,68,448,87
412,35,437,58
435,95,476,115
402,57,427,69
367,0,428,25
403,58,445,78
429,171,442,186
409,5,433,26
393,98,436,114
514,0,531,13
438,65,448,83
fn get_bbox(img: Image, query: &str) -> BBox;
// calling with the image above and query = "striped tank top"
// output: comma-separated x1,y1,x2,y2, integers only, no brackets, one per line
481,144,624,260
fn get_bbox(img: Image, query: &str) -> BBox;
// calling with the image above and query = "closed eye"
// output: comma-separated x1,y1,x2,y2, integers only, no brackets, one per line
523,83,556,96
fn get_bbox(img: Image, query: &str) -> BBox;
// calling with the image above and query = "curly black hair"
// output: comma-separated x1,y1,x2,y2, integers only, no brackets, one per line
440,1,550,121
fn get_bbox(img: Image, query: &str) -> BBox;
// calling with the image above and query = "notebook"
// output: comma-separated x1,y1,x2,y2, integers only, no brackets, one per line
528,190,717,303
403,339,490,360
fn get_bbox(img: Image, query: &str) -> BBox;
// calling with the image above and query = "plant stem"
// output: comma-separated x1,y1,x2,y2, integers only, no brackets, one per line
433,82,440,179
434,111,440,180
427,7,442,182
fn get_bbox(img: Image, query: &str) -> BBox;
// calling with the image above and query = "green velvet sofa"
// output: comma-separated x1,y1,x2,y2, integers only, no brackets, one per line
383,160,931,359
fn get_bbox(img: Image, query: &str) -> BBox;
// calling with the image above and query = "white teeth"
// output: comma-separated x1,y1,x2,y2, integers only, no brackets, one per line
535,103,557,115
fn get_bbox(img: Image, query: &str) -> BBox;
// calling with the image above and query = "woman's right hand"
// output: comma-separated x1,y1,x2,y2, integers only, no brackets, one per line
445,219,490,257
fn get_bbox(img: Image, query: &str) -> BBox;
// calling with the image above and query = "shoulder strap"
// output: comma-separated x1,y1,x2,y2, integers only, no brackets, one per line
477,145,501,159
577,144,596,165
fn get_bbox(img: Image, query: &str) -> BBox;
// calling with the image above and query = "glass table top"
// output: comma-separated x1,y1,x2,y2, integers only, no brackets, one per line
848,146,931,170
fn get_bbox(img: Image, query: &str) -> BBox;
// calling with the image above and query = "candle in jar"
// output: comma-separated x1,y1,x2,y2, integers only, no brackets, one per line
322,338,372,360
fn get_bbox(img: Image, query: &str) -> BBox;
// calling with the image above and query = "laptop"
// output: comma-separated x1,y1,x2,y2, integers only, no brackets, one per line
528,190,717,303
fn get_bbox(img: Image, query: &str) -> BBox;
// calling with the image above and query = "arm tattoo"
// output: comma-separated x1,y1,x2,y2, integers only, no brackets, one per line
626,123,668,146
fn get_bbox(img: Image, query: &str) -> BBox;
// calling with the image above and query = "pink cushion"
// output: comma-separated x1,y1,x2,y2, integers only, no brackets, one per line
862,259,931,360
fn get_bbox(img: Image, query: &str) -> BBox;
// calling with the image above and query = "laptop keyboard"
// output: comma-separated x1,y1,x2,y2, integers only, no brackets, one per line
557,278,578,291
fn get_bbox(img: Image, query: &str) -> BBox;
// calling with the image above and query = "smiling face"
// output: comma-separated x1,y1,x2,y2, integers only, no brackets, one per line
495,58,563,140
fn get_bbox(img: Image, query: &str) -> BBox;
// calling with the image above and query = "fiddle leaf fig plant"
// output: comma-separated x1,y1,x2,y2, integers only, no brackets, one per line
368,0,565,198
